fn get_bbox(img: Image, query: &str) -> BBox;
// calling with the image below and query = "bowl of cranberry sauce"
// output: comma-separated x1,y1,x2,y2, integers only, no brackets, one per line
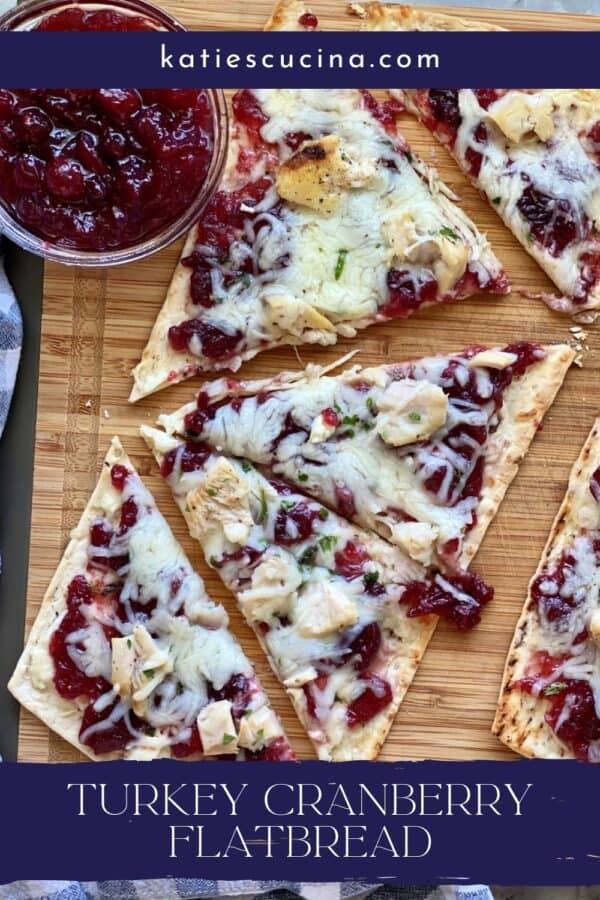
0,0,228,266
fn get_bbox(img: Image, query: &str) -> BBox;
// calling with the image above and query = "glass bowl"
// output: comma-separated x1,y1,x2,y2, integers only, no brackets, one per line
0,0,228,267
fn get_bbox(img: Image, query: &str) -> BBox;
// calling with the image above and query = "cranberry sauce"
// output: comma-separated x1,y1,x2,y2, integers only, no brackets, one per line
411,342,544,522
515,651,600,762
346,674,393,727
360,90,405,137
50,575,111,701
517,186,586,257
401,570,494,631
0,10,215,251
160,440,213,479
274,499,327,546
529,547,593,625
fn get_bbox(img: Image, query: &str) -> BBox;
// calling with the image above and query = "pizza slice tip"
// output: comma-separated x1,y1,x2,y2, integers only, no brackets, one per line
9,435,294,762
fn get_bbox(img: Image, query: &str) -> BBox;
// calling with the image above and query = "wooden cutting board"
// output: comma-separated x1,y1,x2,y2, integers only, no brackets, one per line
17,2,600,762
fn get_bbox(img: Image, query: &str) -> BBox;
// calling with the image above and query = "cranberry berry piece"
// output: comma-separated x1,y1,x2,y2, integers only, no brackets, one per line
334,540,370,580
530,551,585,624
46,157,86,202
96,89,143,123
171,724,203,758
79,699,135,755
273,501,325,546
348,622,381,672
346,674,393,727
402,570,494,631
90,520,113,547
168,319,243,361
298,11,318,28
244,735,295,761
544,679,600,762
321,407,341,428
118,497,138,535
517,186,582,256
16,107,52,145
382,269,438,318
110,463,130,491
209,673,255,719
428,89,461,130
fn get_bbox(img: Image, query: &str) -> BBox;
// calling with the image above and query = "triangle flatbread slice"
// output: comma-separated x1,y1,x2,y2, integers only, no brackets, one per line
142,426,494,760
267,3,600,315
156,343,574,572
130,87,508,400
494,419,600,762
265,1,500,32
9,437,293,762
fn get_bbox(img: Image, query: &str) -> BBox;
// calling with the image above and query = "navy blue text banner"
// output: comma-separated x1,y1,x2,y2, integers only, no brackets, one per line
1,759,600,885
0,31,600,87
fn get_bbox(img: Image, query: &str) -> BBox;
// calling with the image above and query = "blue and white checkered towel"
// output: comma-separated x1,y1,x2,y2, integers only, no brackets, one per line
0,246,22,441
0,882,493,900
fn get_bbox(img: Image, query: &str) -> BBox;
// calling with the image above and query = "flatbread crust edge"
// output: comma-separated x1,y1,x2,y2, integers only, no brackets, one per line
492,417,600,759
264,1,504,32
129,225,203,403
461,344,576,567
7,436,135,761
141,425,437,761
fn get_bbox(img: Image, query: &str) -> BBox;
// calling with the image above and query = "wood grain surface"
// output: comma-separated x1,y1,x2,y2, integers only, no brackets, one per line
17,1,600,762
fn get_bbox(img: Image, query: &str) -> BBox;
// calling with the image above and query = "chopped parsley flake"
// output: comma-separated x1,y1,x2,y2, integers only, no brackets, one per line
281,499,295,510
345,428,355,438
241,461,253,472
222,733,236,745
126,639,132,650
440,226,460,242
318,508,329,520
208,487,217,497
257,728,265,741
492,196,501,205
232,273,252,289
366,396,376,413
143,668,155,679
299,545,318,567
209,555,219,567
363,571,380,587
257,489,268,523
527,232,535,242
408,411,422,422
334,248,348,280
298,473,309,482
343,414,360,427
544,682,568,697
176,683,184,696
319,535,338,553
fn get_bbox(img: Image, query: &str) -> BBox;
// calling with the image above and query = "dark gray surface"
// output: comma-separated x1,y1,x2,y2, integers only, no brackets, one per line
0,246,42,762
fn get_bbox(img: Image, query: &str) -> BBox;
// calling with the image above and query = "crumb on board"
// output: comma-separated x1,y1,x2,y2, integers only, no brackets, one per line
84,399,92,409
347,2,366,16
103,409,110,419
568,325,590,367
